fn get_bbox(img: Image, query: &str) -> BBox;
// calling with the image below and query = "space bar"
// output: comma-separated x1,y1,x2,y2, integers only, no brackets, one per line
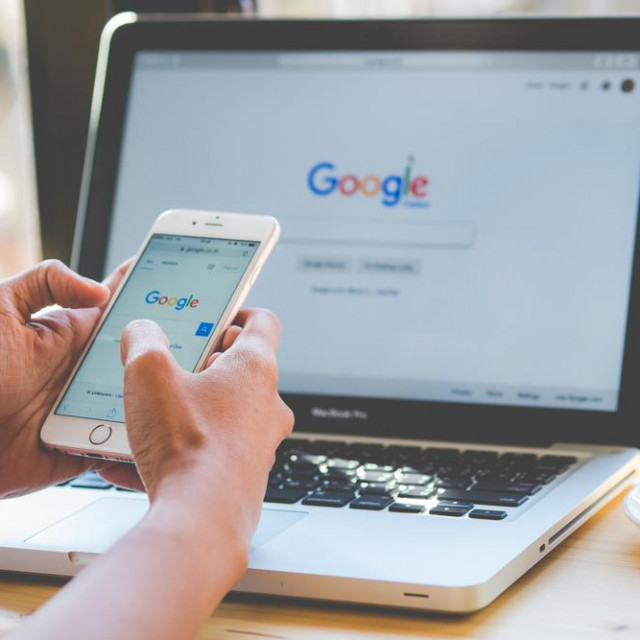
439,489,529,507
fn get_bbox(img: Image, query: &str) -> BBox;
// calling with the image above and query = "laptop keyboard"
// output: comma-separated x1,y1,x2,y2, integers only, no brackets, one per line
60,439,579,521
265,438,579,520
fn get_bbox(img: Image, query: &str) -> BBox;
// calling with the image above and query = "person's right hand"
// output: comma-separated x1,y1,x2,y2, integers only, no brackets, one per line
13,309,294,640
101,308,294,559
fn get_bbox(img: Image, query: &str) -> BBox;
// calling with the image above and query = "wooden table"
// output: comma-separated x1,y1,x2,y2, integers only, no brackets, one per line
0,492,639,639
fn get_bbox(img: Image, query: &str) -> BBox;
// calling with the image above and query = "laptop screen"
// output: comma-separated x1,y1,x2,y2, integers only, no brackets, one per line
104,50,640,413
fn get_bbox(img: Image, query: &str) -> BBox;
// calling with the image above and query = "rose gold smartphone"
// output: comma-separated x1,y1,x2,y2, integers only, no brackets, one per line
40,209,280,462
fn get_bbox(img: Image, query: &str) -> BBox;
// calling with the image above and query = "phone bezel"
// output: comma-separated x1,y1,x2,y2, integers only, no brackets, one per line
41,208,280,460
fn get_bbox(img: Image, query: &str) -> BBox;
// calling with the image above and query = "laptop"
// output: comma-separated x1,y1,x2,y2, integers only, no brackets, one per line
1,14,639,613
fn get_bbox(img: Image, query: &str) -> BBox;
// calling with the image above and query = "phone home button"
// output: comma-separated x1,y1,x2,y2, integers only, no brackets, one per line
89,424,113,445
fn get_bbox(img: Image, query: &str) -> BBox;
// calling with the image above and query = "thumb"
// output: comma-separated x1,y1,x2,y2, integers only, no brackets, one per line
120,319,173,369
120,320,177,472
7,259,110,320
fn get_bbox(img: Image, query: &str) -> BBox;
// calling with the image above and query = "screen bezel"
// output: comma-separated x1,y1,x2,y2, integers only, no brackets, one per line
75,15,640,448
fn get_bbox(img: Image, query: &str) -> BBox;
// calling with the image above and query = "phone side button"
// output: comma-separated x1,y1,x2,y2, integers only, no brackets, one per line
249,266,262,286
89,425,113,445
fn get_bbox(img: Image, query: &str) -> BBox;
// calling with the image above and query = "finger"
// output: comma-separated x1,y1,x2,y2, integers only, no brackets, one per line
221,324,242,352
206,308,281,375
102,257,134,299
203,324,242,368
120,318,172,368
99,464,146,493
8,260,110,320
204,350,223,369
227,308,282,353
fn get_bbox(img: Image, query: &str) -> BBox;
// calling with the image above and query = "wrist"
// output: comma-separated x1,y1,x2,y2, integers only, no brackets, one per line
145,489,251,578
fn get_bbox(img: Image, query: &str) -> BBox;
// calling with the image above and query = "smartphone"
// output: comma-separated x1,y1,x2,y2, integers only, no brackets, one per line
40,209,280,462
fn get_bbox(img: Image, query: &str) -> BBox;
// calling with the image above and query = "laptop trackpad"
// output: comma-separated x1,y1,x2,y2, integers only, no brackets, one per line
26,498,149,554
25,498,307,555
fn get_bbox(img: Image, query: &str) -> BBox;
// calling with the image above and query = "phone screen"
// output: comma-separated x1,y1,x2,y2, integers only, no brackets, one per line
56,233,260,423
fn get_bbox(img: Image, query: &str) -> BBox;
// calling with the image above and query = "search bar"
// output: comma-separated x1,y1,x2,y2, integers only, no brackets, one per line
279,219,476,249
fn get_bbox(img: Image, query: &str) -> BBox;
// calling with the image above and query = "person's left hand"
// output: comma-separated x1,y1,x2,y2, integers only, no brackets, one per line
0,259,129,498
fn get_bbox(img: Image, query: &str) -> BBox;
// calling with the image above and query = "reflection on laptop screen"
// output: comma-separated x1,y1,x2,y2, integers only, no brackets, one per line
105,51,640,412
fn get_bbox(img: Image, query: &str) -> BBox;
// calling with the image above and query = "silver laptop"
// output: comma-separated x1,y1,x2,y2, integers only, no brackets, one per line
1,14,639,613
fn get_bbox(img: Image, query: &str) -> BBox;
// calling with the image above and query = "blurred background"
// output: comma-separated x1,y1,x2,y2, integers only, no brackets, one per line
0,0,639,277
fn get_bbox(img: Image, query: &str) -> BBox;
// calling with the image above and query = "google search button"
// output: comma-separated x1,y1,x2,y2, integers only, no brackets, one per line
195,322,214,337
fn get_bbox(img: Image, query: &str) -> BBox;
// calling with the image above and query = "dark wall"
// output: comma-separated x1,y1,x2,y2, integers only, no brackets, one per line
24,0,109,263
24,0,247,264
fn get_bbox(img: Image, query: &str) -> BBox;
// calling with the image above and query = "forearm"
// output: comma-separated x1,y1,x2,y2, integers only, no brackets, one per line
11,497,248,640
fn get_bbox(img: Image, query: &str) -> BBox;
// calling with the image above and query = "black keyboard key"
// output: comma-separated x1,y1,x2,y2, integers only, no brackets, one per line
359,481,397,495
531,464,569,475
345,444,385,460
362,463,395,473
497,453,538,470
397,472,431,486
304,440,349,456
435,478,472,490
472,480,541,495
264,487,308,504
397,486,435,500
326,458,360,471
302,491,355,508
479,469,518,482
69,474,112,490
430,504,471,517
284,478,319,491
461,450,499,464
360,471,395,484
438,500,474,508
423,447,460,461
321,479,357,492
277,438,311,452
516,472,556,485
389,502,425,514
287,453,327,471
436,465,474,479
325,468,358,480
349,495,393,511
285,467,322,480
469,509,508,521
286,470,322,482
439,489,528,507
419,462,438,475
385,446,422,465
399,465,422,474
539,455,577,468
385,445,422,456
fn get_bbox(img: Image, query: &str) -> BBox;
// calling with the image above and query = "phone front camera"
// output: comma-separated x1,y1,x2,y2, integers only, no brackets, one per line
192,221,197,225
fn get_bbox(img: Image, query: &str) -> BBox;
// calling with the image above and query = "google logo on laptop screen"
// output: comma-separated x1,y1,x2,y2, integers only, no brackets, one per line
307,156,430,208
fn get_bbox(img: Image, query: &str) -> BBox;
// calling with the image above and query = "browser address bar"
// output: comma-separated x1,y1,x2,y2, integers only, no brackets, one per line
277,53,491,69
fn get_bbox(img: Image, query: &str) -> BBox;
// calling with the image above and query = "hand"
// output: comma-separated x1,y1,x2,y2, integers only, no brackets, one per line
0,259,129,498
102,309,294,554
11,309,294,640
